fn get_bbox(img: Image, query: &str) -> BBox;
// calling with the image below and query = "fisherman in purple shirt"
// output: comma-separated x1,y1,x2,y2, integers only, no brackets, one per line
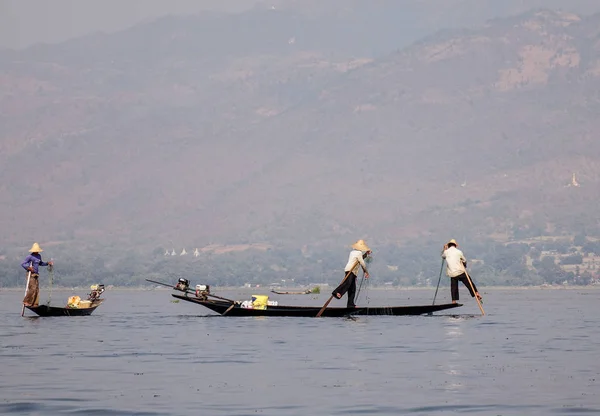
21,242,53,307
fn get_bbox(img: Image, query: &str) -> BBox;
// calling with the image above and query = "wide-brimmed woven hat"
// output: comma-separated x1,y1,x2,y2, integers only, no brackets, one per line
447,239,458,247
29,242,43,252
351,239,370,252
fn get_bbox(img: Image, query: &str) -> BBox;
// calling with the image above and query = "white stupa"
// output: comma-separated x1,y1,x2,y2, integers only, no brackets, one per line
193,248,200,257
571,173,580,187
180,248,187,256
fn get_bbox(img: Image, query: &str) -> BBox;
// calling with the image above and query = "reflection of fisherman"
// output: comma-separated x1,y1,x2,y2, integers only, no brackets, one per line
21,242,53,307
441,239,482,304
332,240,371,308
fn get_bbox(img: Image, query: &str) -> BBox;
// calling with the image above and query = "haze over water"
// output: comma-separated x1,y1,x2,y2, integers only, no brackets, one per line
1,287,598,415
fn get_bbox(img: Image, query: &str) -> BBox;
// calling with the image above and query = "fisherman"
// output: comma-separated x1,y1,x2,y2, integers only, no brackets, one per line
441,239,482,304
21,242,53,307
332,239,371,308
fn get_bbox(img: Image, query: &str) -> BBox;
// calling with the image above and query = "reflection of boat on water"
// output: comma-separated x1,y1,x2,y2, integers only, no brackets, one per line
25,284,106,317
147,279,462,317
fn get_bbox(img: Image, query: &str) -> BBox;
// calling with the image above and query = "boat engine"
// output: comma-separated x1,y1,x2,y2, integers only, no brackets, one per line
88,284,105,301
195,284,210,300
175,278,190,292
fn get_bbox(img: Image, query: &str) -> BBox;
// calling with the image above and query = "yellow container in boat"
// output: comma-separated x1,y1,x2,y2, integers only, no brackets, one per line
67,295,81,308
252,295,269,310
78,300,92,308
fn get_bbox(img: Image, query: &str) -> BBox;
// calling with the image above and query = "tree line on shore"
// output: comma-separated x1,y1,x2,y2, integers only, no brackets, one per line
1,235,599,288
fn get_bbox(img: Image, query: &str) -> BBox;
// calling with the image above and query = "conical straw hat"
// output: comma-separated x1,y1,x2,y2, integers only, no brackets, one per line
29,242,43,252
351,239,370,252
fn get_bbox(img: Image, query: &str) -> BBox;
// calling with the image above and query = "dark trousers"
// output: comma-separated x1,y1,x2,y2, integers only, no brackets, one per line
451,272,478,301
23,273,40,306
332,272,357,308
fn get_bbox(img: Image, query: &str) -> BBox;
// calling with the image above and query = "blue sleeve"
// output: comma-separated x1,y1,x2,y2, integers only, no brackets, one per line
40,260,48,266
21,256,32,270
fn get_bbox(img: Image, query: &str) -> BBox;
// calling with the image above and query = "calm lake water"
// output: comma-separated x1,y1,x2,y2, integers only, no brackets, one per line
1,286,598,415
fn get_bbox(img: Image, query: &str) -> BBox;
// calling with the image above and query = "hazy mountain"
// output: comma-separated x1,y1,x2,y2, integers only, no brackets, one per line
1,4,599,255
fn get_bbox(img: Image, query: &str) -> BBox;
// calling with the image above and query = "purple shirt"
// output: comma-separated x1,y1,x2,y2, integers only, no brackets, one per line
21,253,48,274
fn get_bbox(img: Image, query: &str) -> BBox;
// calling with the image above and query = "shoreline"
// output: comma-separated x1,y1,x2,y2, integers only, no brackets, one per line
1,285,599,292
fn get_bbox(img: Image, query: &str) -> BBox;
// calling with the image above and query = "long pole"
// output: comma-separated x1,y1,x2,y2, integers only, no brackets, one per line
21,268,31,316
145,278,238,304
316,259,359,317
465,270,485,316
432,260,445,305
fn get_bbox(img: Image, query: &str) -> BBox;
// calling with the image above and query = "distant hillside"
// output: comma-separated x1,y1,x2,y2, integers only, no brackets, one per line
1,6,600,256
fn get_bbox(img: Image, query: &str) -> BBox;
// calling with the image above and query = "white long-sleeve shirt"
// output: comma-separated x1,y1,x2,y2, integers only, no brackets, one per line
441,246,467,277
345,249,367,275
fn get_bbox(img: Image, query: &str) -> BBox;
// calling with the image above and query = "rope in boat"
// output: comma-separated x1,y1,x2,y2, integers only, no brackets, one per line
363,275,370,314
355,270,370,313
47,260,54,306
356,273,366,300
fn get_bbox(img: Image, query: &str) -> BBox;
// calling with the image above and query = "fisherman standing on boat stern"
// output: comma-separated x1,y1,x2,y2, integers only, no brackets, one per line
441,239,482,304
332,240,371,308
21,242,53,307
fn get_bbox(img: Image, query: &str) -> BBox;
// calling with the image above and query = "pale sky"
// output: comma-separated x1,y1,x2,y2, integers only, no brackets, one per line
3,0,600,50
0,0,262,49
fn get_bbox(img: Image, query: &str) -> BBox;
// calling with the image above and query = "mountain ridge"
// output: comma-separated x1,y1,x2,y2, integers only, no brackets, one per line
1,5,600,253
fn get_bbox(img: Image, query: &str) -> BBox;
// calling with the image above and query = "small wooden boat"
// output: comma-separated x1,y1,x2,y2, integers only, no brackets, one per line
171,293,461,317
270,289,312,295
24,284,106,317
26,299,104,317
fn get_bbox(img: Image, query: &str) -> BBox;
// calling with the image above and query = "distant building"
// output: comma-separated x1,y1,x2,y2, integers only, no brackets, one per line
180,248,187,256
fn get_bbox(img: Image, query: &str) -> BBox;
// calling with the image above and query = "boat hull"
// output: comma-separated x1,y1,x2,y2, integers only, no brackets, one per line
172,294,461,317
25,299,104,317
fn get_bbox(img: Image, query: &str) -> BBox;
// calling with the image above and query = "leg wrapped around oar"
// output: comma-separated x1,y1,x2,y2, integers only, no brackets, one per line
23,273,40,307
332,272,357,308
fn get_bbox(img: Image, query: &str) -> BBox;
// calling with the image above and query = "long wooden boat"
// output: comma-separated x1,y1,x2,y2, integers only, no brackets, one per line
171,293,461,317
25,299,104,317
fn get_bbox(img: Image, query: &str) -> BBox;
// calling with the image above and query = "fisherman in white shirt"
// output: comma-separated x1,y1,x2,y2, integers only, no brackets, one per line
332,240,371,308
441,239,482,304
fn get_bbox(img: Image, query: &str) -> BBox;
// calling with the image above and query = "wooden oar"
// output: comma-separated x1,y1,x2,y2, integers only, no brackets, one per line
465,270,485,316
21,270,31,316
316,259,359,317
